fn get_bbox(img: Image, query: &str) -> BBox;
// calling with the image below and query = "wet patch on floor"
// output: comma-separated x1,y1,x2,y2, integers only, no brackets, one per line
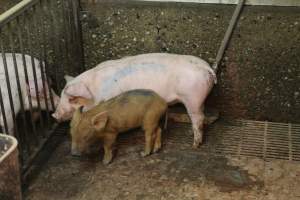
156,150,263,192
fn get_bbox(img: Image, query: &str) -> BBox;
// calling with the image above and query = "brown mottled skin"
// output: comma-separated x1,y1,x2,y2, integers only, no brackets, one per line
70,89,167,164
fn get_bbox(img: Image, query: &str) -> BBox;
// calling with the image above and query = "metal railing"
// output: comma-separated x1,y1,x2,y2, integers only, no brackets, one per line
136,0,300,7
0,0,84,179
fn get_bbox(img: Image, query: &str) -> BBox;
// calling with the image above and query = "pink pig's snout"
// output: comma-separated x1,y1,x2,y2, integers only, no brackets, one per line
51,112,66,122
51,108,66,122
51,112,60,121
51,107,74,122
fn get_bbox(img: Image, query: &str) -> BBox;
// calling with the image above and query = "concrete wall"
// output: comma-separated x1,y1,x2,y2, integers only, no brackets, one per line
80,1,300,123
0,1,299,123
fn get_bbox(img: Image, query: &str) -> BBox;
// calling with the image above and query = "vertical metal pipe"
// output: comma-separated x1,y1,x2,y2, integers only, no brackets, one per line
34,1,51,129
60,0,71,87
64,0,72,43
24,8,45,136
47,0,60,91
31,5,47,136
8,22,31,154
0,87,9,134
72,0,85,73
50,0,65,90
68,0,75,47
67,0,76,72
39,0,55,111
17,15,39,145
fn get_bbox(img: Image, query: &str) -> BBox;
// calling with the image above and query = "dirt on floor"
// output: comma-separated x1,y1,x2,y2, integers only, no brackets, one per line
25,122,300,200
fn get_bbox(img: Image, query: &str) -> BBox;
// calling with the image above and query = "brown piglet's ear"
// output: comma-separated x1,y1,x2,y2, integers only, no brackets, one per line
92,111,108,131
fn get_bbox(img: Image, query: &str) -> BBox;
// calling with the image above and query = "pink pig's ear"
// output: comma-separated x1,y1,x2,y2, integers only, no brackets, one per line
64,82,94,107
92,111,108,131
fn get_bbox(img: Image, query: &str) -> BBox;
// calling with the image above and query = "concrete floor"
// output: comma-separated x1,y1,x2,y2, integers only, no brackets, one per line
25,120,300,200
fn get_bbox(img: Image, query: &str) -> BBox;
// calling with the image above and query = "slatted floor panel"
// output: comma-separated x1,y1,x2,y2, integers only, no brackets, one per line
207,120,300,161
117,119,300,162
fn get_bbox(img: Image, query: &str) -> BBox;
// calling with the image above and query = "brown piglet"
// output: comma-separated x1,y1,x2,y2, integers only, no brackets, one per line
70,89,167,164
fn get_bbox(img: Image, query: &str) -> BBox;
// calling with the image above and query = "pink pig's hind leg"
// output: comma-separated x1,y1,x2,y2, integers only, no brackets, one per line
184,101,205,148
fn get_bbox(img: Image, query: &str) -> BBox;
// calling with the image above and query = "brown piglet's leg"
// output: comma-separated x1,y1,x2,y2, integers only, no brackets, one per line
141,128,155,157
102,133,117,165
153,127,162,153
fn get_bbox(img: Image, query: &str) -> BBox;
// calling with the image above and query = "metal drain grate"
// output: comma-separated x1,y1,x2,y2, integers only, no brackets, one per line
209,120,300,161
114,119,300,162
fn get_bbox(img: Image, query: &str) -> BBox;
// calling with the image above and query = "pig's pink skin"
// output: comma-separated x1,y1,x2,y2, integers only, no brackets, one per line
0,53,60,134
54,53,216,147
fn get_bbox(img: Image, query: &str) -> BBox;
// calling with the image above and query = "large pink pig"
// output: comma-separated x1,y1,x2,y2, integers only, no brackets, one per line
0,53,60,134
52,53,216,148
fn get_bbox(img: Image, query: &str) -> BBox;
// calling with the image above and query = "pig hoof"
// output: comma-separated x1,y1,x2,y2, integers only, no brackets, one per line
102,159,112,165
192,139,203,149
153,147,161,154
192,143,200,149
140,151,150,157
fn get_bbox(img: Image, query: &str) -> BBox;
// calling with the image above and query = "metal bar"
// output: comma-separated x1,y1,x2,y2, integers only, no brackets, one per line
0,0,39,28
17,15,39,145
39,0,55,111
36,0,50,128
61,0,71,86
31,5,47,136
24,8,45,136
0,88,9,134
69,0,77,74
134,0,300,7
0,36,24,164
263,121,268,160
72,0,86,73
288,123,292,161
66,0,73,43
52,0,67,89
47,0,60,90
37,62,50,124
237,125,244,157
66,0,74,68
212,0,245,72
0,40,18,136
8,22,31,154
43,61,56,111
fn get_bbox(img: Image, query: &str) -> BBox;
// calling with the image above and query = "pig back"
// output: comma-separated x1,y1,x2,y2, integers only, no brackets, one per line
88,90,167,132
91,53,215,104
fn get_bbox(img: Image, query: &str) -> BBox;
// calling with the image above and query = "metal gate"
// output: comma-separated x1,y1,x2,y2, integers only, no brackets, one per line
0,0,84,179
